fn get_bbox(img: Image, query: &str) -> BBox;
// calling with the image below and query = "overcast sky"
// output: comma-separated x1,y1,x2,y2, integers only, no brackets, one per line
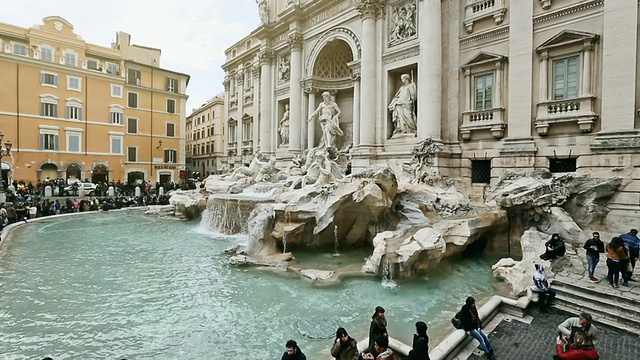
0,0,259,114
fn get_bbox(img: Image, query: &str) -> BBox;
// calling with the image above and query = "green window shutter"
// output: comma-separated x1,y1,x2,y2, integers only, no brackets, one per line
39,134,44,150
54,135,59,150
78,107,83,120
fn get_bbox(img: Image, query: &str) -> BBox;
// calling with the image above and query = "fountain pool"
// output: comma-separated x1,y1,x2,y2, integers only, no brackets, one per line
0,212,505,359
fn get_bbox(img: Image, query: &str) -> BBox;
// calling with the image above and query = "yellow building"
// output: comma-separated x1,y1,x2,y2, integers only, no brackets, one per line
0,16,189,185
186,95,225,176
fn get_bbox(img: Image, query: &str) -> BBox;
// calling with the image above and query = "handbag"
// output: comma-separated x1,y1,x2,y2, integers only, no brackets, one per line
451,311,462,329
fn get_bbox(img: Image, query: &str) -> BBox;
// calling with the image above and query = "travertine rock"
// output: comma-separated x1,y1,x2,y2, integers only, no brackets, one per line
168,190,208,219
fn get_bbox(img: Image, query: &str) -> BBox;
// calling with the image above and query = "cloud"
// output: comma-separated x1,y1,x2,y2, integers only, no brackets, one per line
0,0,260,112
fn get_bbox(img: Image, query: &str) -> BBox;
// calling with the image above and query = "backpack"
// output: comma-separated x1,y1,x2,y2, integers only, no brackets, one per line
451,311,462,329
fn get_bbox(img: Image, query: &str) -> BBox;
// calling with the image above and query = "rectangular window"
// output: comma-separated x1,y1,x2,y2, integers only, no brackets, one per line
67,76,81,91
127,118,138,134
166,123,175,137
87,59,100,70
40,102,58,117
111,84,123,98
110,136,123,154
110,111,123,125
40,72,58,87
167,99,176,114
40,47,53,62
167,78,178,93
127,68,141,85
474,73,493,111
66,105,83,120
552,56,580,100
12,43,27,56
67,133,81,152
39,132,59,150
471,160,491,184
128,92,138,108
64,52,77,67
164,149,176,163
106,62,119,75
549,158,577,174
127,146,138,162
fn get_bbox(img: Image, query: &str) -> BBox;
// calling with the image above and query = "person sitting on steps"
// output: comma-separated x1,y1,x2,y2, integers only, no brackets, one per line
558,313,599,347
459,297,496,360
540,233,566,260
531,263,556,313
553,330,600,360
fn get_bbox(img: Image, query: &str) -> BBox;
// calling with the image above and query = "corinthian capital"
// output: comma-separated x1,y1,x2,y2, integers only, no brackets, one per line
355,0,384,19
258,48,275,66
288,32,303,51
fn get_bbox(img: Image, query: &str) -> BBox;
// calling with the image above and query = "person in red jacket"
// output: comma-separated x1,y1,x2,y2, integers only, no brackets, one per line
553,331,599,360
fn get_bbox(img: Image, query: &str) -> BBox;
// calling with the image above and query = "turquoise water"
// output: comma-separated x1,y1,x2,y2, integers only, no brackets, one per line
0,212,503,359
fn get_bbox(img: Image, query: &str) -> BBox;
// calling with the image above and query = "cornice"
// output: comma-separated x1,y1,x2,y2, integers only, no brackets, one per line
459,25,509,45
533,0,604,24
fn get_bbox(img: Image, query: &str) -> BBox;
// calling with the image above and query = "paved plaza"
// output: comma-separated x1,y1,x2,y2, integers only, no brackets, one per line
466,308,640,360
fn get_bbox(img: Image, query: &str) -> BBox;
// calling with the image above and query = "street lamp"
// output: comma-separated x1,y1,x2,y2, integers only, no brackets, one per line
0,132,13,204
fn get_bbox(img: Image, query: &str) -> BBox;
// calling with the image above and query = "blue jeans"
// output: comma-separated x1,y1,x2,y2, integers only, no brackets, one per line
587,255,599,278
469,329,492,354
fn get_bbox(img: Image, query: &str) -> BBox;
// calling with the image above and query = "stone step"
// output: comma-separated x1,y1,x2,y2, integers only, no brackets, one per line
552,284,640,321
552,301,640,337
551,276,640,309
552,298,640,337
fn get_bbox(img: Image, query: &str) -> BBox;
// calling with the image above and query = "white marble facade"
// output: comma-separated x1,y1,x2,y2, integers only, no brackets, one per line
221,0,640,196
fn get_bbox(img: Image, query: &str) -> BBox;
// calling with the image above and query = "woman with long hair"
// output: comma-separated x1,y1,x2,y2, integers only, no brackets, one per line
606,237,626,288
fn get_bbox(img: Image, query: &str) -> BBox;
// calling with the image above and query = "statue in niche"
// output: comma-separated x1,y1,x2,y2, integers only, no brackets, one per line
279,104,290,146
256,0,269,24
389,1,418,46
278,54,290,82
308,92,344,149
389,73,417,136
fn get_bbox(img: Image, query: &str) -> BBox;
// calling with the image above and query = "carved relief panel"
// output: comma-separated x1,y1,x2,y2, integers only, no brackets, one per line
388,0,418,47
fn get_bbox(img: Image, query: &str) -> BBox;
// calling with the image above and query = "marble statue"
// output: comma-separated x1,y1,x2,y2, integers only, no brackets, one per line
279,104,290,146
256,0,269,24
255,157,280,183
226,151,268,181
403,137,441,183
278,54,290,82
308,92,344,149
287,148,346,189
389,1,418,45
388,74,417,136
315,148,346,185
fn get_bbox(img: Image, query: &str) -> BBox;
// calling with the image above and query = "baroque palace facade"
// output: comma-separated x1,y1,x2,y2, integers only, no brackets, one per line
222,0,638,217
186,95,226,176
0,16,189,185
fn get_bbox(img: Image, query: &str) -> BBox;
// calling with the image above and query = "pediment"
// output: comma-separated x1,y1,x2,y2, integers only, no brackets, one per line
537,30,598,52
242,113,253,120
462,52,506,68
228,117,237,124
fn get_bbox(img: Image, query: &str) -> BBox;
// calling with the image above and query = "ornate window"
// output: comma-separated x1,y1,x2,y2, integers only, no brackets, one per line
40,94,59,118
65,98,83,120
312,40,353,79
535,30,599,136
228,118,237,145
460,52,507,141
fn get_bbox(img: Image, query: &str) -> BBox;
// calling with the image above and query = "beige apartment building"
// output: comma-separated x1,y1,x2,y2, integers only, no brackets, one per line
186,95,226,176
221,0,639,223
0,16,189,185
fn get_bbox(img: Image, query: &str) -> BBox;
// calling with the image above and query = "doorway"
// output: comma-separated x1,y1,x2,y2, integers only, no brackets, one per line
159,173,171,186
92,165,109,183
66,164,82,184
39,163,58,181
127,171,145,185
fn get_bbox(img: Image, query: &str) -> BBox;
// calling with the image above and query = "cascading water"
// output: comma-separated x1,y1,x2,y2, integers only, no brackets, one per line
332,224,340,257
202,193,274,235
381,259,397,289
283,209,290,253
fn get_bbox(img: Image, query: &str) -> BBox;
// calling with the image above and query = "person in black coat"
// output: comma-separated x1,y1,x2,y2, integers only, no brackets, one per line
368,306,388,351
540,233,566,260
281,339,306,360
407,321,430,360
584,232,605,281
459,297,495,360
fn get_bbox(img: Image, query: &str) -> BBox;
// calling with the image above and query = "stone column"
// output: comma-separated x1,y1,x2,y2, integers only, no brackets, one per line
580,42,592,97
599,0,638,131
352,72,361,146
355,0,382,146
494,62,503,108
236,70,244,156
417,0,442,140
222,76,231,157
538,51,548,102
258,48,275,154
464,69,471,111
252,65,260,153
306,89,316,149
288,33,303,153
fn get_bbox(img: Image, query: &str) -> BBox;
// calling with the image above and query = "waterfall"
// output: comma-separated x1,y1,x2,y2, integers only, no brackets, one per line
332,224,340,257
381,260,397,289
283,209,290,253
201,194,274,235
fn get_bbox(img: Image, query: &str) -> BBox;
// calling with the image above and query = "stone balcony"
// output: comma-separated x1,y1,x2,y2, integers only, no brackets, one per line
242,140,253,150
534,96,597,136
460,108,506,140
463,0,507,34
